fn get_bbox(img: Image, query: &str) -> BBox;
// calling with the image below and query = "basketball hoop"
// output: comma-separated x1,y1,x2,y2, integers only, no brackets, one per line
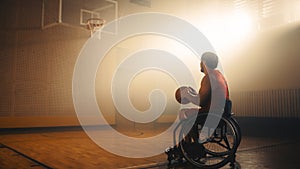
86,18,105,36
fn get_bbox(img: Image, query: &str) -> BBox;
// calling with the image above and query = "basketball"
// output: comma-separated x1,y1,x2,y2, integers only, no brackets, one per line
175,86,197,104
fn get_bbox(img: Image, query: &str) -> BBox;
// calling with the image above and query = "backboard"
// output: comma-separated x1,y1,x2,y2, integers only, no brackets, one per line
42,0,118,36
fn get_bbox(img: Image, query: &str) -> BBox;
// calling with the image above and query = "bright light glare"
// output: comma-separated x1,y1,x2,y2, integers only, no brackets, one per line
201,12,254,52
228,13,253,40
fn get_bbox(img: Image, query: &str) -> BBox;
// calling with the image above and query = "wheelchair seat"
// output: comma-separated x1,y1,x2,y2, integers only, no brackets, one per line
223,99,232,117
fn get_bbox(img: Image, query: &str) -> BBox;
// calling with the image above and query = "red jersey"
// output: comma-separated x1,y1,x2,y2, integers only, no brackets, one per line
199,69,229,112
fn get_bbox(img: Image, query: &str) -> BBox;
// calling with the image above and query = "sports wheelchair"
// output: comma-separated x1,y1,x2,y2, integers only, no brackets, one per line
165,100,242,169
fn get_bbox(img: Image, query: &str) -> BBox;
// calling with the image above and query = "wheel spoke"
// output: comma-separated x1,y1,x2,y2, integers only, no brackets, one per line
216,141,231,150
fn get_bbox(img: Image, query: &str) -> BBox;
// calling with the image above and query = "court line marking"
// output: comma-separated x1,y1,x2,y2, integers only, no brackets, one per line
0,143,53,169
238,140,299,152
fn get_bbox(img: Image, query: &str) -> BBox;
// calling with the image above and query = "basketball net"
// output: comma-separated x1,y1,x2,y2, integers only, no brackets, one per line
86,18,105,36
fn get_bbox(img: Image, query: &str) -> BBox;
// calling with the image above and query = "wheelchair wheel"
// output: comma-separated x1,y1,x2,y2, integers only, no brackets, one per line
229,117,242,147
179,113,239,169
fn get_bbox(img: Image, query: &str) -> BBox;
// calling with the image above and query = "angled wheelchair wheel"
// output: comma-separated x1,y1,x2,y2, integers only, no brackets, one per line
178,113,239,169
229,116,242,147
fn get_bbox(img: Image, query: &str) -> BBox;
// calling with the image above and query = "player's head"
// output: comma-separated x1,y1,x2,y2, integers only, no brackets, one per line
200,52,218,72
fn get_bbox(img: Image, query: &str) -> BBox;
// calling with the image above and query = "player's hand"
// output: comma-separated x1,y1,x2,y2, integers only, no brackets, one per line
181,87,190,98
187,86,198,96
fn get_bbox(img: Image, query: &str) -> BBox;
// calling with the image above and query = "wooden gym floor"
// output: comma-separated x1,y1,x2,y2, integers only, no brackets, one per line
0,126,299,169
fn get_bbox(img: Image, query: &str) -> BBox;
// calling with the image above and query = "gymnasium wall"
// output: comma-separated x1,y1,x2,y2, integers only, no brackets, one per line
227,25,300,118
0,0,300,129
0,0,93,128
0,26,92,128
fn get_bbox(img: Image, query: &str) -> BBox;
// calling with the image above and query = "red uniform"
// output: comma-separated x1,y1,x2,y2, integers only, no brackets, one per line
179,69,229,119
200,69,229,112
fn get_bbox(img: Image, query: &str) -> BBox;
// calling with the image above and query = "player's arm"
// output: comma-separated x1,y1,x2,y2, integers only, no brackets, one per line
184,76,210,106
182,88,198,105
183,87,201,106
181,76,211,106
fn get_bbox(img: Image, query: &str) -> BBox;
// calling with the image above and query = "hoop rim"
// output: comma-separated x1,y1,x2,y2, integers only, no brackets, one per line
86,18,106,25
85,18,106,33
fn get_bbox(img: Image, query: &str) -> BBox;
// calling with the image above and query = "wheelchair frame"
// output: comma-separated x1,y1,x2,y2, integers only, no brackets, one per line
167,101,242,169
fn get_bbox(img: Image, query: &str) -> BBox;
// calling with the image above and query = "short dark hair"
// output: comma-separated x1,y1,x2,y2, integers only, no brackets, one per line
201,52,218,69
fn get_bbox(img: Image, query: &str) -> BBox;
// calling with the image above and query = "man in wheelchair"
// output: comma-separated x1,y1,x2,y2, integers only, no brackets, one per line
178,51,229,121
165,52,236,167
